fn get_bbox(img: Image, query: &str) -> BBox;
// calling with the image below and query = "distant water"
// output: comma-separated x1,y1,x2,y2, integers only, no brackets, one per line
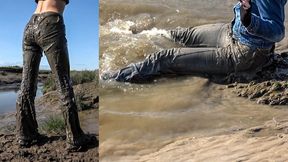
0,85,43,114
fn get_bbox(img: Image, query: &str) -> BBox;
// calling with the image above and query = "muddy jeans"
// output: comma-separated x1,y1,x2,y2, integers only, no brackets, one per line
16,12,84,143
113,23,273,83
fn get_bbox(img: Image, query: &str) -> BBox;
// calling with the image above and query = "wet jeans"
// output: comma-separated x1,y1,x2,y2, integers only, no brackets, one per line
113,23,273,83
16,12,84,143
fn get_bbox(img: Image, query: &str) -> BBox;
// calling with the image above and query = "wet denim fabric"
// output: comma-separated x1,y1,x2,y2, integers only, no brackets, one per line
112,23,273,83
232,0,287,49
16,12,84,143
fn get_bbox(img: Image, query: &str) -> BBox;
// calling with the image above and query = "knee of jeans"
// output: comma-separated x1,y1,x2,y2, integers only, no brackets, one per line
16,88,35,104
150,49,177,61
16,93,26,105
56,78,73,95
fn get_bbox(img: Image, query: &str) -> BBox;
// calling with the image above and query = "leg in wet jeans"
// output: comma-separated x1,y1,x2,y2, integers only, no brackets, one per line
39,14,94,147
111,23,271,83
16,13,96,149
16,23,42,144
114,46,236,83
170,23,230,48
44,39,86,146
110,23,233,82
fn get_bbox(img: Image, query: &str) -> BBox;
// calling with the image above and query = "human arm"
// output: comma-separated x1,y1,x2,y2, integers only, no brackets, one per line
240,0,285,42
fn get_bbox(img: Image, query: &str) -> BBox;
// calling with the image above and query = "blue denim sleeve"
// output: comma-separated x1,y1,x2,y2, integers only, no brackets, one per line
246,13,285,43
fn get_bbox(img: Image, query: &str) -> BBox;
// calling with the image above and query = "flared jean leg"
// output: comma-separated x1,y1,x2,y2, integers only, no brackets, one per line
44,41,84,143
34,13,85,143
16,44,42,141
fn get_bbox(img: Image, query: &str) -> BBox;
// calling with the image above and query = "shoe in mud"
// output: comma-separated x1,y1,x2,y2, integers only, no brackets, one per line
18,134,48,148
101,71,118,80
66,134,98,152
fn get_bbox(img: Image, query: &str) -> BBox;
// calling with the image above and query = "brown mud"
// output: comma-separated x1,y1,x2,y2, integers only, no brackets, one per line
0,81,99,161
225,52,288,105
228,80,288,106
0,134,98,162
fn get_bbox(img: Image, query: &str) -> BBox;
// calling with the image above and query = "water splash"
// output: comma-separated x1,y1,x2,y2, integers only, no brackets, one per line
100,19,172,75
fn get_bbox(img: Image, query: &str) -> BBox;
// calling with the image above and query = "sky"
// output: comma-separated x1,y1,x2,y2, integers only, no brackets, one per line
0,0,99,70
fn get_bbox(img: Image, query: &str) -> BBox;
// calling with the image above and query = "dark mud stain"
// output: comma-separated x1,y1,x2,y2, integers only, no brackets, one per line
0,134,99,162
225,53,288,105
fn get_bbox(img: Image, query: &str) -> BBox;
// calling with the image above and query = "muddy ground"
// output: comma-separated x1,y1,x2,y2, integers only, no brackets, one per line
228,80,288,106
222,52,288,106
0,80,99,161
0,133,98,162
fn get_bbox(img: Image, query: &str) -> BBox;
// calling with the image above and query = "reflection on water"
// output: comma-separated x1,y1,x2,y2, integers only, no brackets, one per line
100,0,288,161
0,85,43,114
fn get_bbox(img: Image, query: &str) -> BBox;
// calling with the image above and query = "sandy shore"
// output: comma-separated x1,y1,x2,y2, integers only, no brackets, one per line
109,119,288,162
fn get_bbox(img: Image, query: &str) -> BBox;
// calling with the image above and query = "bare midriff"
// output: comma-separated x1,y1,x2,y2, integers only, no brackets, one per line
34,0,66,14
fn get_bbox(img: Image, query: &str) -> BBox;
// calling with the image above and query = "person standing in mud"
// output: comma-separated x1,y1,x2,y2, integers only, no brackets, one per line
102,0,287,83
16,0,96,150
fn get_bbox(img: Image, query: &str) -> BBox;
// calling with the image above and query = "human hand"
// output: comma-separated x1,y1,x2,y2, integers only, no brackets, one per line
239,0,251,27
240,0,251,10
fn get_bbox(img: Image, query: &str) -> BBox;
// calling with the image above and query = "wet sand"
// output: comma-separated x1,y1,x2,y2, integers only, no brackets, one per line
134,119,288,162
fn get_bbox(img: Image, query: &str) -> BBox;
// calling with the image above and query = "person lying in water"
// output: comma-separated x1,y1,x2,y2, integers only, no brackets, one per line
102,0,287,83
16,0,97,151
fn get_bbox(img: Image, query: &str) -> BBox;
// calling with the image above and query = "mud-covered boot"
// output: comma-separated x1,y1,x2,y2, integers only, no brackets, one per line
61,104,98,152
16,95,43,148
66,134,98,152
18,133,48,148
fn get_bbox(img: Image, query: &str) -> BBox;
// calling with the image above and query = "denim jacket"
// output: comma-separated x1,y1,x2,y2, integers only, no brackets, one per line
232,0,287,49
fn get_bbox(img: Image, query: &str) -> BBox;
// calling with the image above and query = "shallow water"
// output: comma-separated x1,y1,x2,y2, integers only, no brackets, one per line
0,85,43,114
100,0,288,160
100,78,288,160
0,85,98,136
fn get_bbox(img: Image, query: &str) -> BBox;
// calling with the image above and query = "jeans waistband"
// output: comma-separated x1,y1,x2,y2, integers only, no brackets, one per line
30,11,63,23
32,11,63,17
